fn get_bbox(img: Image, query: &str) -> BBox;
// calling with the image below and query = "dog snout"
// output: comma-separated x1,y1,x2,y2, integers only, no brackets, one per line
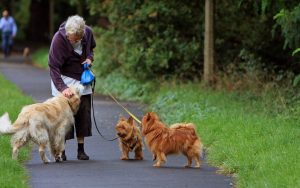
117,132,124,137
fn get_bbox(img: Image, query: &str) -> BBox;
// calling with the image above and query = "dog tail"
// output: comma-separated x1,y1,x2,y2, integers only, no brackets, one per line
0,112,22,134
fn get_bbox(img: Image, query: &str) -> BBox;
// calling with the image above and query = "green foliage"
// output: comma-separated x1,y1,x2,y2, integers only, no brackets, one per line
92,27,124,77
11,0,31,40
292,74,300,87
86,0,102,16
238,0,270,14
94,69,156,103
292,48,300,56
91,1,203,80
273,3,300,49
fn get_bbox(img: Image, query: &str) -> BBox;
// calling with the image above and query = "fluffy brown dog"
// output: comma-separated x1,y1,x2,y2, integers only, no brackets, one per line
141,112,202,168
115,116,143,160
0,86,82,163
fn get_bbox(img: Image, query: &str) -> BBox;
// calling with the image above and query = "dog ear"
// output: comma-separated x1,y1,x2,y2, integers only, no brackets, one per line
150,112,159,120
68,95,81,113
127,116,134,125
149,112,156,119
119,115,126,121
146,112,152,121
143,112,156,127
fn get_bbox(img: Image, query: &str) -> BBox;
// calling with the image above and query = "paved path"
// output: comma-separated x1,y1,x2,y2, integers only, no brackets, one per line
0,60,232,188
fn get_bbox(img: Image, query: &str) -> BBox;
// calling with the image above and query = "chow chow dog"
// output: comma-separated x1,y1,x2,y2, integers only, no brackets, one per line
0,86,82,163
115,116,143,160
141,112,202,168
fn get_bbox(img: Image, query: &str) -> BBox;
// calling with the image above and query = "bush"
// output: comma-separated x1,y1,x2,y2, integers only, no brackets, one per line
92,1,203,81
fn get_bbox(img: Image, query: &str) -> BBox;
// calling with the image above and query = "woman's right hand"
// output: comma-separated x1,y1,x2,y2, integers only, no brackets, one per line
62,88,74,98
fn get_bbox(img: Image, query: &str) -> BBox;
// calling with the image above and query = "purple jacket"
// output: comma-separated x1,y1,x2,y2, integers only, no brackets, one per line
48,22,96,92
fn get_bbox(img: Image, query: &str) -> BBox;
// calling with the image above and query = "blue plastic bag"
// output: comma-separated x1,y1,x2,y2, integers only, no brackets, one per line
80,63,95,85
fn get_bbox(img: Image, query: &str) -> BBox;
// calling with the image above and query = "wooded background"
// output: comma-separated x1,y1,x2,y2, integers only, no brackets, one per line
1,0,300,86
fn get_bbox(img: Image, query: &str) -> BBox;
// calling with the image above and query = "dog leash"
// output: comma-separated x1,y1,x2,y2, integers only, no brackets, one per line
90,74,142,141
88,66,141,125
104,90,142,125
91,79,119,141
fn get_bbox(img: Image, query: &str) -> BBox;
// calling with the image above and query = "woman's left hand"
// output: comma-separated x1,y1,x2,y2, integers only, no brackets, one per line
82,58,92,65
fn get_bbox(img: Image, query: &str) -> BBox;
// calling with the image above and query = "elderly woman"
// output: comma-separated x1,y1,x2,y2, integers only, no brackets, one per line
48,15,96,160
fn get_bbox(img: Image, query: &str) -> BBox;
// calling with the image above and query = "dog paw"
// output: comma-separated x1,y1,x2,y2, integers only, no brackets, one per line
184,165,192,168
43,159,50,164
135,157,143,160
55,157,61,163
194,165,201,168
153,163,161,167
121,157,129,160
152,154,157,161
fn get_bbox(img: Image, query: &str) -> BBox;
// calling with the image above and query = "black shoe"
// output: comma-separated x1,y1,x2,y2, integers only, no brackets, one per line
77,151,89,160
61,150,67,161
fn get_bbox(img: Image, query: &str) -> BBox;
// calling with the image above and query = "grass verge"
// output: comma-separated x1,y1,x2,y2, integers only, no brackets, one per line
151,84,299,188
0,74,33,188
31,47,49,69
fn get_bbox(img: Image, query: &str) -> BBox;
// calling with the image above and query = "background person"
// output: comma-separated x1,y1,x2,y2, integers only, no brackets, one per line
48,15,96,160
0,9,17,57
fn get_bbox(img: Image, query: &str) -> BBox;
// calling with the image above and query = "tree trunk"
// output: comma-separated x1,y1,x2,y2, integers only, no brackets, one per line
77,0,84,16
28,0,49,42
204,0,215,85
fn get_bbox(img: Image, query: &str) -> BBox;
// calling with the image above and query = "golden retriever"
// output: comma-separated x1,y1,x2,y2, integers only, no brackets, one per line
0,86,82,163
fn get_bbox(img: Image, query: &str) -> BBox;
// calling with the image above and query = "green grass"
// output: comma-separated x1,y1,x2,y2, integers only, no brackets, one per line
31,47,49,69
150,84,299,188
0,74,33,188
94,70,156,103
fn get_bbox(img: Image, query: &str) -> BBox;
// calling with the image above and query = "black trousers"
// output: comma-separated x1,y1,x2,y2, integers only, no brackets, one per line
65,94,92,140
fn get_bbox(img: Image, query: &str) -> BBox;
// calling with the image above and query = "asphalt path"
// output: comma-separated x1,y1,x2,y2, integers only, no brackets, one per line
0,59,232,188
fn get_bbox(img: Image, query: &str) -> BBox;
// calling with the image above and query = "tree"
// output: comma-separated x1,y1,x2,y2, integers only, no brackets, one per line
27,0,49,42
204,0,215,85
49,0,54,39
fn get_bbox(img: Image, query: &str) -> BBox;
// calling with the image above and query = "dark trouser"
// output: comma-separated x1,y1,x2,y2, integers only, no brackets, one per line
65,94,92,140
2,31,13,57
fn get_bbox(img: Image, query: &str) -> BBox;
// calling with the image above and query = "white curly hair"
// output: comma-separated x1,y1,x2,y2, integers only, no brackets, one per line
65,15,85,37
